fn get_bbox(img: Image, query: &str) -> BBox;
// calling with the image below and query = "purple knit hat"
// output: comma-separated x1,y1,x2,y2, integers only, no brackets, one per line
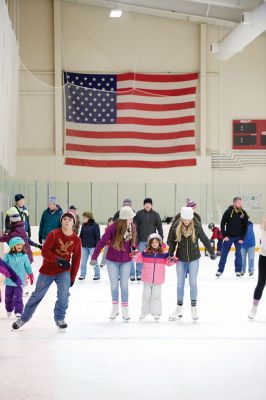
186,198,197,209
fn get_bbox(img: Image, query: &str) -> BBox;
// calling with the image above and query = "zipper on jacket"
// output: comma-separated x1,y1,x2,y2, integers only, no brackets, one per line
152,253,157,284
187,237,190,261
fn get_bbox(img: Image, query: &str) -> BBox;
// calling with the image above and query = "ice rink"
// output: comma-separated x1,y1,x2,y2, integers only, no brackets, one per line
1,252,265,400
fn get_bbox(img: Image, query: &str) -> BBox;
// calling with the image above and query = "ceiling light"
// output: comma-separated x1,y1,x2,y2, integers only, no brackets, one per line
110,8,122,18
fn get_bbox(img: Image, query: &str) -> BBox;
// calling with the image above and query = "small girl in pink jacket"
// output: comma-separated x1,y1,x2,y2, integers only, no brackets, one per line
134,233,176,322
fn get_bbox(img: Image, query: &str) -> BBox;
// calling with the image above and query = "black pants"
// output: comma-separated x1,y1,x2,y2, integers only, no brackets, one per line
254,255,266,301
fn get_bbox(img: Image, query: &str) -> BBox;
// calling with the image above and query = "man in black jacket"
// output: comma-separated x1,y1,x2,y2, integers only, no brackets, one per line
134,198,163,280
5,194,31,237
216,197,248,278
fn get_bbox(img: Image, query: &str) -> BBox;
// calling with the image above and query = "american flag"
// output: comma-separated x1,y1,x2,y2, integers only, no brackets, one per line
63,72,198,168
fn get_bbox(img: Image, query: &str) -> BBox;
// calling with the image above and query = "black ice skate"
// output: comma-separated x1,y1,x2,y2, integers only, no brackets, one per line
12,319,25,330
55,320,68,331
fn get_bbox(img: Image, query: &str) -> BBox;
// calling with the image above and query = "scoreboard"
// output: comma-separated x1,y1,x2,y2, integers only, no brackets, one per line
233,120,266,149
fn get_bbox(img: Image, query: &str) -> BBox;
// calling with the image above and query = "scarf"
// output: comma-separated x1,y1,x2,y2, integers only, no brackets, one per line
123,223,133,241
182,224,193,238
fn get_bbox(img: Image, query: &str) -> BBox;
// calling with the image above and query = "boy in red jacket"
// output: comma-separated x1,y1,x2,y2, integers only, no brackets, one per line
12,213,81,331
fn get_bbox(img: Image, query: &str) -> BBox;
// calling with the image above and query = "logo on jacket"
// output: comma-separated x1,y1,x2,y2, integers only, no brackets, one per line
56,239,73,257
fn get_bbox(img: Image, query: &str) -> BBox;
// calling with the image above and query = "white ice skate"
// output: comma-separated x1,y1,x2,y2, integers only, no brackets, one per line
153,314,160,323
169,305,183,321
122,307,131,322
15,313,21,318
109,304,119,320
191,306,199,321
139,313,148,320
248,305,258,320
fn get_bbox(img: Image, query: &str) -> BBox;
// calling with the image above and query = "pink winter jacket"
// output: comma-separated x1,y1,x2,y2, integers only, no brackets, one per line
135,251,175,285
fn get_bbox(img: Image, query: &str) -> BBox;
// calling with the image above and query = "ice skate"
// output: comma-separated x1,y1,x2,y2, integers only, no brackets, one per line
12,318,25,330
139,313,148,320
169,305,183,321
15,313,21,318
249,272,254,276
153,314,160,322
122,306,131,322
109,304,119,320
130,276,136,281
191,306,199,320
248,305,258,320
7,312,12,318
236,272,241,278
136,275,141,281
55,320,68,332
215,271,222,278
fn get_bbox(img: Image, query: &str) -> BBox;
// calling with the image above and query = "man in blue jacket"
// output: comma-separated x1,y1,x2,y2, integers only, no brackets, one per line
216,197,248,278
38,196,63,244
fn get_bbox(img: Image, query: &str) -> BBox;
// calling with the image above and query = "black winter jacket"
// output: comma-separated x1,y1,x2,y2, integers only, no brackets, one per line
220,206,248,240
79,220,100,248
167,212,201,245
134,209,163,242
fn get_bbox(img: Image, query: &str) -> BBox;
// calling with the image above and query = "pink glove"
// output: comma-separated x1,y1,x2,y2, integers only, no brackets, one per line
29,273,34,285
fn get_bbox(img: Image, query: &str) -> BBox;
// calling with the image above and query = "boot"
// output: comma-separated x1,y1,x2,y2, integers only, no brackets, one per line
122,306,131,321
169,305,183,321
191,306,199,320
109,303,119,320
248,304,258,320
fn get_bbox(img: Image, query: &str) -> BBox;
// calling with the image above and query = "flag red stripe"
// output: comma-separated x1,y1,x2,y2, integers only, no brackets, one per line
65,158,197,168
116,116,194,126
117,87,196,96
66,143,195,154
66,129,195,140
117,101,195,111
117,73,198,83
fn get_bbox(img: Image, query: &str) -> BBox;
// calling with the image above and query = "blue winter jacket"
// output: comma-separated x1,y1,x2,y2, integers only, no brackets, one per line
3,253,32,287
242,221,256,248
38,205,63,242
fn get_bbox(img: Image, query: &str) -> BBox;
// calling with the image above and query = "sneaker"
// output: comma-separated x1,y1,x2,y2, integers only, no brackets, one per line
130,276,136,281
249,272,254,276
136,276,141,281
15,313,21,318
12,319,25,330
7,312,12,318
191,306,199,320
55,320,68,329
139,313,148,320
236,272,241,277
109,304,119,320
122,306,131,321
169,305,183,321
248,305,258,320
93,277,100,281
78,277,85,280
216,271,222,278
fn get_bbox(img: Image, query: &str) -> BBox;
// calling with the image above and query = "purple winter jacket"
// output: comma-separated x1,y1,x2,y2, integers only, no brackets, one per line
0,221,34,263
91,222,135,263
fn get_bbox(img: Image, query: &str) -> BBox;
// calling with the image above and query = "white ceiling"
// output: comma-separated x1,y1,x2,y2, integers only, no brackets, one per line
62,0,264,26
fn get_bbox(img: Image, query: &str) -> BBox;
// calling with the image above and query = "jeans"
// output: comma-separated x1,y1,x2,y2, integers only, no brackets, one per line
80,247,100,278
218,236,242,273
130,261,136,278
136,241,147,276
5,285,23,314
241,246,255,274
176,259,199,303
106,261,131,305
141,283,162,315
21,272,70,322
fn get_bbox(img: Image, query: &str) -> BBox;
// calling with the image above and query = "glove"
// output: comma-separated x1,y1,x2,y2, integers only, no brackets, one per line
38,237,42,244
57,258,70,268
90,259,97,266
70,281,74,287
167,255,175,263
210,254,216,260
130,249,139,258
37,244,43,250
28,273,34,285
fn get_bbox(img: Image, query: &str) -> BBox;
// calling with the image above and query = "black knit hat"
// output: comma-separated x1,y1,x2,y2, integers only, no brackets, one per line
143,197,153,205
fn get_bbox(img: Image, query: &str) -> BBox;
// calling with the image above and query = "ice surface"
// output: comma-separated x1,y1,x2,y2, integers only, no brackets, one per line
0,253,265,400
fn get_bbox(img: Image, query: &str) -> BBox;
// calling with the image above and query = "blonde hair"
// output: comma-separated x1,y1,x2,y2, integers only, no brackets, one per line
175,219,196,243
261,215,266,231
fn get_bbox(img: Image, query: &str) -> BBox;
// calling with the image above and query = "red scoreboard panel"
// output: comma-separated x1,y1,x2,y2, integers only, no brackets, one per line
233,120,266,150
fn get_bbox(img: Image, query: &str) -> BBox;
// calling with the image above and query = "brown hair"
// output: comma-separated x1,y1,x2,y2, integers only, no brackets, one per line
146,239,163,254
9,246,26,255
112,220,136,251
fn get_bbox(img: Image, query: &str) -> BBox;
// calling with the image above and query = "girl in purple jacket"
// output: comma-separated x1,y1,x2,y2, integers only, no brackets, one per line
134,233,176,322
91,206,136,322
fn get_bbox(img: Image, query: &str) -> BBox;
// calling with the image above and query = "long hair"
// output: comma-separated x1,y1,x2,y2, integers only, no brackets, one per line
9,246,26,255
112,220,136,251
175,218,196,243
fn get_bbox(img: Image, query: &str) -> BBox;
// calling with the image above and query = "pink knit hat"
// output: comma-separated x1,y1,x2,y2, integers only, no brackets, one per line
186,198,197,209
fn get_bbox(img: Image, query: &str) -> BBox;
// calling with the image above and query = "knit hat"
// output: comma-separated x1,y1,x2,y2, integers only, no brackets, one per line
119,206,135,220
48,195,57,205
82,211,93,219
143,197,153,205
181,206,194,220
148,233,162,244
60,212,76,224
9,237,25,249
15,194,24,202
69,205,77,210
123,198,132,207
186,198,197,208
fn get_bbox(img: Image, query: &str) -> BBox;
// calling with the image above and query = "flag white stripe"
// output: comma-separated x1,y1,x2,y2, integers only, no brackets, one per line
117,80,197,90
117,109,194,119
65,151,196,161
65,122,195,133
117,94,196,104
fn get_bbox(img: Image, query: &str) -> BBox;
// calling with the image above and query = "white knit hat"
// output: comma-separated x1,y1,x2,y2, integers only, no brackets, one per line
148,233,162,244
119,206,135,220
180,206,193,220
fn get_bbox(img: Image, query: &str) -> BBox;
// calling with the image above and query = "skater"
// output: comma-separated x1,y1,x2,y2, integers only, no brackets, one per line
0,258,22,304
12,212,81,331
99,217,114,268
248,216,266,319
3,237,33,318
79,212,101,280
69,205,80,234
38,195,63,244
241,219,256,276
168,207,216,321
216,197,248,278
134,233,176,322
5,194,31,237
208,223,223,256
134,198,163,280
90,206,136,321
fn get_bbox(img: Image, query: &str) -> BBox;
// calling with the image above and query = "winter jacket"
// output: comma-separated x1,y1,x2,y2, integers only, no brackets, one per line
168,219,215,262
0,259,22,285
92,222,136,263
3,252,32,287
211,227,223,241
242,221,256,248
0,221,34,263
134,209,163,242
79,220,100,248
220,206,248,240
135,251,175,285
167,212,201,245
38,206,63,242
5,205,31,237
73,214,81,235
